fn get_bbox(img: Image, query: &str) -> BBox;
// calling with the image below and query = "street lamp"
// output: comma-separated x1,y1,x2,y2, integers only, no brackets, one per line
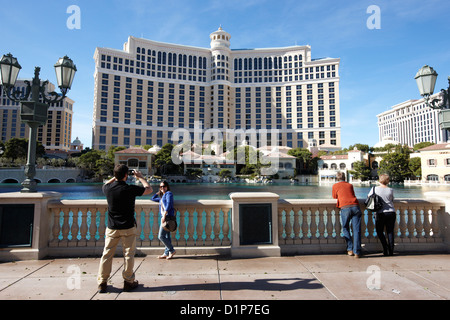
414,65,450,137
0,53,76,192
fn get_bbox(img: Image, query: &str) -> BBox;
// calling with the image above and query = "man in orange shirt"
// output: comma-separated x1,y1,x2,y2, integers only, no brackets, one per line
332,171,362,258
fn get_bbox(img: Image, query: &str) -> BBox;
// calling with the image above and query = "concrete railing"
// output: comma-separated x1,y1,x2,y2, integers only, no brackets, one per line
0,192,449,261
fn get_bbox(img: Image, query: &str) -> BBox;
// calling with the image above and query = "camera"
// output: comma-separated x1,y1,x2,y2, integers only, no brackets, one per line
128,169,134,176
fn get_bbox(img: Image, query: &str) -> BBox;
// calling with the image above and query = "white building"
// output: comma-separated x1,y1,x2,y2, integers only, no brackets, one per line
92,27,341,154
377,94,449,148
318,149,365,183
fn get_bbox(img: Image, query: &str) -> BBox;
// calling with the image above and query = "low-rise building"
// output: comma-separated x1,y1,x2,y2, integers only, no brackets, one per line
418,142,450,183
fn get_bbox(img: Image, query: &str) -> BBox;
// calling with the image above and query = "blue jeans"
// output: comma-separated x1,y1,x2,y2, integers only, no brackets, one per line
158,223,175,255
340,206,362,255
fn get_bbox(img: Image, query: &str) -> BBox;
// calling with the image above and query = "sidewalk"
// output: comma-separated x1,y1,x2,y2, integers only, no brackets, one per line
0,253,448,301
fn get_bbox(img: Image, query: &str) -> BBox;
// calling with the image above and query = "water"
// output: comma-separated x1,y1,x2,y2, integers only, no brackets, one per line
0,182,448,200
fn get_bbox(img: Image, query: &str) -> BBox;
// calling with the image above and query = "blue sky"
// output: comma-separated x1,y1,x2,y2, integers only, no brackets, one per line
2,0,450,149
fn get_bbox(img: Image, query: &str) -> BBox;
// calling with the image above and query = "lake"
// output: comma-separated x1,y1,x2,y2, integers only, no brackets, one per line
0,182,448,200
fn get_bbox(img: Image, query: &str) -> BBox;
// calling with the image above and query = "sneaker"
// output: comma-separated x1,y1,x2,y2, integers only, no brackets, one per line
123,280,139,292
98,282,107,294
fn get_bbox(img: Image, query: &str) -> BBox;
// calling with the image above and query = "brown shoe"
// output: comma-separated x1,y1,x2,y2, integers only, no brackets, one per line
98,282,107,293
354,254,361,259
347,250,354,256
123,280,139,292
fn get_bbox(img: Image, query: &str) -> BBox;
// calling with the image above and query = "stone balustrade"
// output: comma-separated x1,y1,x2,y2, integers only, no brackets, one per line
0,192,449,261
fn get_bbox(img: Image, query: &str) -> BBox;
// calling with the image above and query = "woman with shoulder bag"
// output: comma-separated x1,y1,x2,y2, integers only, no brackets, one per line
367,174,396,256
151,181,176,260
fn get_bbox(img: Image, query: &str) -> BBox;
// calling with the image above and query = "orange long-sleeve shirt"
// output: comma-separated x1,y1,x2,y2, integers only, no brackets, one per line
332,181,359,208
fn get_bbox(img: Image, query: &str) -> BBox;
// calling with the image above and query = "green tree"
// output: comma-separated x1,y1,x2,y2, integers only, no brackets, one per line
413,141,434,151
154,143,183,175
4,138,45,160
409,156,422,179
287,148,318,174
378,152,411,183
348,161,371,181
75,149,113,180
218,169,232,179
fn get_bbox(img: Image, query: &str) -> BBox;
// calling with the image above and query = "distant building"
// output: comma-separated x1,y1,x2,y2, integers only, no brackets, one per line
318,148,366,182
377,94,449,148
0,80,74,152
114,146,156,176
92,27,341,153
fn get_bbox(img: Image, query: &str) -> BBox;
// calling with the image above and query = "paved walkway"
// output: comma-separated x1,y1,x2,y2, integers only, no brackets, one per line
0,253,449,302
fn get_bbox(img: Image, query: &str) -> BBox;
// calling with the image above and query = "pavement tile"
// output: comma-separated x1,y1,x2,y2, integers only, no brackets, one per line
218,256,310,275
314,269,443,300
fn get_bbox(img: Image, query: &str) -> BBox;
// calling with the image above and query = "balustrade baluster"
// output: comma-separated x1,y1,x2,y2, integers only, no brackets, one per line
277,209,285,244
212,209,221,245
135,206,143,246
204,210,213,245
415,208,424,239
151,210,160,247
196,210,205,246
285,209,293,244
430,208,440,239
142,209,151,246
60,208,71,246
97,208,107,246
293,210,301,244
422,208,432,238
222,209,231,246
50,207,61,246
301,210,309,241
317,209,325,241
87,208,97,246
184,208,194,246
78,208,89,246
399,208,407,239
310,209,318,241
407,209,415,239
325,209,333,241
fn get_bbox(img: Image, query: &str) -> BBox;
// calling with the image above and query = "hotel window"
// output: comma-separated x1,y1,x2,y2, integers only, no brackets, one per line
427,159,436,166
446,158,450,166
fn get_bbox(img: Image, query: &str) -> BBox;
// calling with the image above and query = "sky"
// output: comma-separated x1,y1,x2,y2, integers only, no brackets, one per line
1,0,450,149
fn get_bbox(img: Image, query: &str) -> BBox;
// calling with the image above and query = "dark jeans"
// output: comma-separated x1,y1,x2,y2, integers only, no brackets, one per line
340,205,362,255
375,211,396,255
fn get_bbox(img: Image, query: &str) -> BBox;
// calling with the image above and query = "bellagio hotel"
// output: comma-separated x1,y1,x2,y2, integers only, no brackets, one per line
92,27,341,151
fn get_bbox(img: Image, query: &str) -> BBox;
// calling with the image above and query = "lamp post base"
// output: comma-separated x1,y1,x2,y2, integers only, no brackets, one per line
21,179,37,193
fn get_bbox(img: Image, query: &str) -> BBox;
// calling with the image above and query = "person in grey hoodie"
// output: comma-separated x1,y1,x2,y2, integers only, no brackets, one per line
367,174,396,256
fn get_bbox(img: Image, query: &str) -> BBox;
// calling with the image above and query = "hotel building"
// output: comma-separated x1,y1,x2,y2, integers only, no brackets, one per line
0,80,74,152
92,27,341,151
377,94,449,148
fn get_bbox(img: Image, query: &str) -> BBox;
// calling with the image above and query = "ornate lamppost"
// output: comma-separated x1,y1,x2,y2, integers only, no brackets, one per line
414,65,450,138
0,53,76,192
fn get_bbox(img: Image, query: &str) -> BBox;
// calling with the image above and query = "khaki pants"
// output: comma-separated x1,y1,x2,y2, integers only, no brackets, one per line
97,226,137,285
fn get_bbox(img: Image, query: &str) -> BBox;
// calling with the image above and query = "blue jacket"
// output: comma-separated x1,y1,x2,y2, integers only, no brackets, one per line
151,191,175,218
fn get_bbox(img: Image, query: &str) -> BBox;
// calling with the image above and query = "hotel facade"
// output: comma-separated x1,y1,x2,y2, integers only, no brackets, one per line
92,27,341,152
0,80,74,152
377,94,449,148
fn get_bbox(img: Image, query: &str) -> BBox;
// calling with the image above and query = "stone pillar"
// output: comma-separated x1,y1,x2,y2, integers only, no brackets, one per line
425,191,450,252
0,192,62,261
229,192,280,258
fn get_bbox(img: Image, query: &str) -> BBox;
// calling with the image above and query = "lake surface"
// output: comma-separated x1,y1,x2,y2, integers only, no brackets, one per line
0,182,448,200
